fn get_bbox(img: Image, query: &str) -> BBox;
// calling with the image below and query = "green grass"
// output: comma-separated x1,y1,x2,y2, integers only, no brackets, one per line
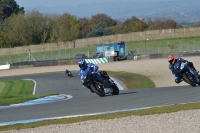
0,71,199,131
0,80,52,106
126,36,200,54
107,71,155,89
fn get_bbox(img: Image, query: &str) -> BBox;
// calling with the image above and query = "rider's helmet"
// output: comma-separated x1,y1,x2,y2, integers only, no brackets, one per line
167,55,176,64
78,59,87,69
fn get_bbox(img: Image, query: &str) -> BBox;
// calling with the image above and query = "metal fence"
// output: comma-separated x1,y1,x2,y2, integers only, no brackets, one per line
126,37,200,55
2,37,200,65
0,46,97,65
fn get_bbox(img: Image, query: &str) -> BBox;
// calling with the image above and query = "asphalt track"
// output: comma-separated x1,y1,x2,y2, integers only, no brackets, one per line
1,71,200,124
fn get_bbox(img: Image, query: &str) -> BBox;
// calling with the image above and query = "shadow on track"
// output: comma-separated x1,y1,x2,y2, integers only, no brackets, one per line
119,91,138,95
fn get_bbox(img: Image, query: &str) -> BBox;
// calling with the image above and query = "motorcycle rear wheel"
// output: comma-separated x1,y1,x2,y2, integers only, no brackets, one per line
182,73,196,87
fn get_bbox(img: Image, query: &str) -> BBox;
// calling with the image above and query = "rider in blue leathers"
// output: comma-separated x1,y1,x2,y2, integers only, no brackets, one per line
78,59,110,92
168,55,199,84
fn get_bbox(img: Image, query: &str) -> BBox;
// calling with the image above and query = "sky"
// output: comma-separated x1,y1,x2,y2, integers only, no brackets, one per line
15,0,110,16
16,0,85,7
15,0,169,19
15,0,139,8
15,0,200,23
15,0,144,19
15,0,150,7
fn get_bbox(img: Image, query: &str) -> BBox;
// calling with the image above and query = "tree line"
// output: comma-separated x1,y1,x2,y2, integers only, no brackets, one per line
1,0,198,48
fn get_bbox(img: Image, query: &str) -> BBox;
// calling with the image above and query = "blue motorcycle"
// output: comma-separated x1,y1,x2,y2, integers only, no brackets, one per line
79,67,119,97
174,61,200,87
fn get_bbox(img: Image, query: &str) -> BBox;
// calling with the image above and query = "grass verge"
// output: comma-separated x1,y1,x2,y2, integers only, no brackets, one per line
0,80,54,106
107,71,155,89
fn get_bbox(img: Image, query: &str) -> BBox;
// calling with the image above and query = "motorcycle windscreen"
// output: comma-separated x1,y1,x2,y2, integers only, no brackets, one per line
173,62,182,75
80,67,93,78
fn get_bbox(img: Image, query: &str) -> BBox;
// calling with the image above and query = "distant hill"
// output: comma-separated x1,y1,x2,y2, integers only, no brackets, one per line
25,0,200,24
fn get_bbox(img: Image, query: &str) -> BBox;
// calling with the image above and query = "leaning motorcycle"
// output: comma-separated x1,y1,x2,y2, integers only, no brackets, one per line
174,61,200,87
80,68,119,97
65,69,73,77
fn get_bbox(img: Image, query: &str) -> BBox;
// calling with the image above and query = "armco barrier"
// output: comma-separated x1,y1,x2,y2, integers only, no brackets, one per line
58,59,79,65
33,60,58,67
183,52,200,57
149,53,163,59
10,60,58,68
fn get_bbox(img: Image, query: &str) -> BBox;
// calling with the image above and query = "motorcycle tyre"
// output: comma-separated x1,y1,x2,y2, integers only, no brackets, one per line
90,79,105,97
182,73,196,87
111,84,119,95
